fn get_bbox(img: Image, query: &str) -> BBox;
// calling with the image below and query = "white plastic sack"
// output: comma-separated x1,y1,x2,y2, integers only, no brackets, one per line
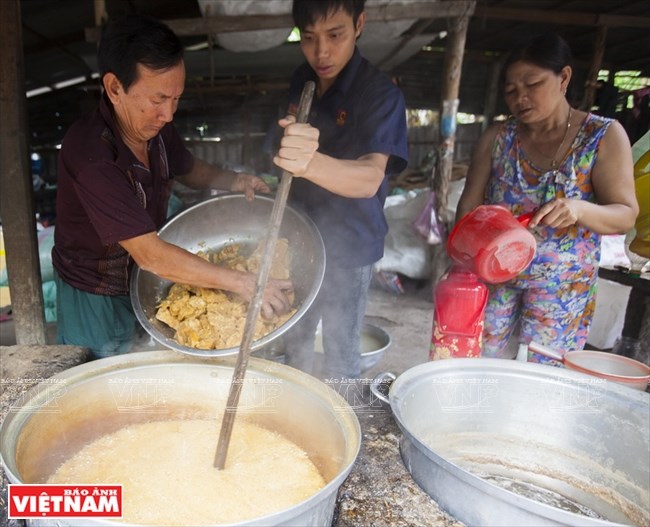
0,225,55,286
587,278,632,350
375,190,432,279
599,234,631,269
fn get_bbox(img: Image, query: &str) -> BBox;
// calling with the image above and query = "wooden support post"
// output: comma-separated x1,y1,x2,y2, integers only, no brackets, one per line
93,0,107,26
0,0,47,345
207,4,216,86
581,25,608,111
431,11,472,285
482,57,503,132
242,80,251,168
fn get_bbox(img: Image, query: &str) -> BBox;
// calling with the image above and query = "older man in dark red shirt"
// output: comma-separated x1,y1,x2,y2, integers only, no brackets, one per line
53,14,292,358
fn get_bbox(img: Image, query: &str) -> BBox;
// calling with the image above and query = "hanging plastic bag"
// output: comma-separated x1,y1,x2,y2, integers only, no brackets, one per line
412,189,446,245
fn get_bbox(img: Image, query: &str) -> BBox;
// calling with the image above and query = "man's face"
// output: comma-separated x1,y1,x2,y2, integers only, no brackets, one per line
299,7,364,93
108,62,185,143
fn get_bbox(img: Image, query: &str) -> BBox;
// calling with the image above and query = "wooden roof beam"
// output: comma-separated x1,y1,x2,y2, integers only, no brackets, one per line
604,34,650,59
23,24,93,75
473,6,650,28
85,1,476,41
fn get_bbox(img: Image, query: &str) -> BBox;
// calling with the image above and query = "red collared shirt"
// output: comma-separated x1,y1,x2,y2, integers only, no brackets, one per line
52,94,194,295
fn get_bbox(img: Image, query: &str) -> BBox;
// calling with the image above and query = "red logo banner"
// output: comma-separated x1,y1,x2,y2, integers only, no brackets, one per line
8,484,122,519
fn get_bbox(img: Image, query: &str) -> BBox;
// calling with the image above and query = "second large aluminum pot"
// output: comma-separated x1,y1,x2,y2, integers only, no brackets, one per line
0,350,361,526
373,359,649,526
130,193,326,357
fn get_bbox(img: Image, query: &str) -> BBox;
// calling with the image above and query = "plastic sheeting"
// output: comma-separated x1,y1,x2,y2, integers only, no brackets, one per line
196,0,422,67
198,0,292,52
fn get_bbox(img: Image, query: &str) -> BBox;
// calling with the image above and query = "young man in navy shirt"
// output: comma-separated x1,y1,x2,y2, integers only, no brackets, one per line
274,0,408,380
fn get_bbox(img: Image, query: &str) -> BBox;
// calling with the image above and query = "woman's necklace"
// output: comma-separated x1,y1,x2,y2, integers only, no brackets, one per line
549,107,572,169
521,107,573,171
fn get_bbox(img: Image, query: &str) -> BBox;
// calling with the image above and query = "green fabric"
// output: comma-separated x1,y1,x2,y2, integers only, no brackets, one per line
55,271,137,359
43,280,57,323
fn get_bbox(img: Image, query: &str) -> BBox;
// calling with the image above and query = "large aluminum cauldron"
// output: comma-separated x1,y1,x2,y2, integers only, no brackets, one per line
374,359,649,526
0,350,361,526
130,193,325,357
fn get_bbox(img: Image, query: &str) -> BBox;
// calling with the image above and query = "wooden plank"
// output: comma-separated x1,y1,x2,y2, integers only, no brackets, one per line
473,5,650,28
0,0,47,345
86,1,476,41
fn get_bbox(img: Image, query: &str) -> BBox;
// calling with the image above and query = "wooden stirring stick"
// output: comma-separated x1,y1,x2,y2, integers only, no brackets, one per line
214,81,315,469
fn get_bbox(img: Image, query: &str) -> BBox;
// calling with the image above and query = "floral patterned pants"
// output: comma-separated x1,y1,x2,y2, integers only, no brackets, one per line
481,278,597,364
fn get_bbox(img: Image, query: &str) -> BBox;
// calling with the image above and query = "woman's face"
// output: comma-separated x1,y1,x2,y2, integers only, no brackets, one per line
503,60,570,123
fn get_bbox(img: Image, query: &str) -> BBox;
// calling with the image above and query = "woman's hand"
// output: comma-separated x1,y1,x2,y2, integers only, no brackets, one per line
529,198,581,229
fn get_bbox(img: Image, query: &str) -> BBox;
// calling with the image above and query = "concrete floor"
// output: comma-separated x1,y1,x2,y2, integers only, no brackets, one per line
0,281,436,379
2,277,647,374
361,280,434,377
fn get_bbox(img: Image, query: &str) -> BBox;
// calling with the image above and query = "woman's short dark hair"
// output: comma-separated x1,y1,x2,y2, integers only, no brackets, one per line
292,0,366,32
503,32,573,76
97,14,184,92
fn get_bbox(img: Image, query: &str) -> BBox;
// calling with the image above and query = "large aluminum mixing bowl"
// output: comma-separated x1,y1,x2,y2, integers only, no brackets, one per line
0,350,361,526
374,359,649,526
130,193,325,357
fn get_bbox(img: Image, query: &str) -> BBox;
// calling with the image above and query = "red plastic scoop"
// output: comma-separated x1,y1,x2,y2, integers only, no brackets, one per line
447,205,537,284
516,211,535,228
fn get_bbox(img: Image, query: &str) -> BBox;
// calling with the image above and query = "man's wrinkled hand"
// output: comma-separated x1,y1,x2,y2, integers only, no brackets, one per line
261,279,294,320
230,173,271,201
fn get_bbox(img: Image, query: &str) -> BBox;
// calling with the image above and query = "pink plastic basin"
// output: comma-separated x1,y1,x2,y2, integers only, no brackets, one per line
564,351,650,391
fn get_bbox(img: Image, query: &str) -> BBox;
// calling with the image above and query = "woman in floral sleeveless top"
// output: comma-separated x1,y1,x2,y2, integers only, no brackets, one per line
455,33,638,362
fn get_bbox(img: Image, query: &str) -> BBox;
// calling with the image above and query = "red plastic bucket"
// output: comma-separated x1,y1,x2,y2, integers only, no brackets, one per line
447,205,536,284
430,266,488,360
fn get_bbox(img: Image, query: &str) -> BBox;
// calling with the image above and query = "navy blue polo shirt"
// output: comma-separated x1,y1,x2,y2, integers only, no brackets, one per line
287,47,408,267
